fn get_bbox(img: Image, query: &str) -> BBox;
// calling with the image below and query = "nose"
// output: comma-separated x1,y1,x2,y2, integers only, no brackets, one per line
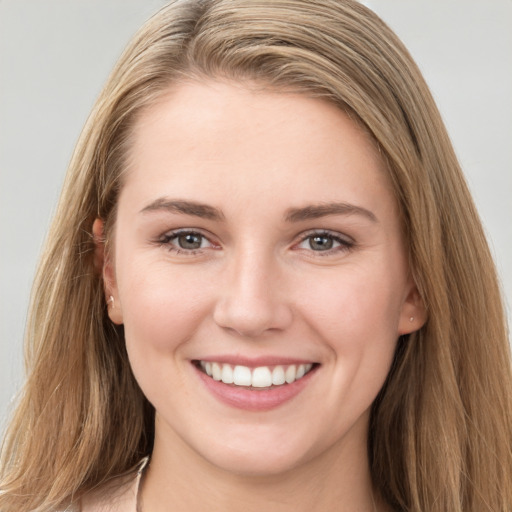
213,249,293,338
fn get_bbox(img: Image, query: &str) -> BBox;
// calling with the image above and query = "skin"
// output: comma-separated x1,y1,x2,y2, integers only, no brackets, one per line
94,80,425,511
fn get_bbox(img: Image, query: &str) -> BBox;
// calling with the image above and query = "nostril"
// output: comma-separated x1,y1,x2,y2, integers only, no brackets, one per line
213,296,293,338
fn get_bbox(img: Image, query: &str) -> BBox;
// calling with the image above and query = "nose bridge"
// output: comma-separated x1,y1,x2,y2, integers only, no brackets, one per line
213,242,292,337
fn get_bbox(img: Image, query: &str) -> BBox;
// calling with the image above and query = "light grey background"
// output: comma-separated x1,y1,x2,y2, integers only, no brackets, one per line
1,1,511,429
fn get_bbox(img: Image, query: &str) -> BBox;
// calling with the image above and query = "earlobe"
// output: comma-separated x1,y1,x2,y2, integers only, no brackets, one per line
398,283,427,335
92,218,123,325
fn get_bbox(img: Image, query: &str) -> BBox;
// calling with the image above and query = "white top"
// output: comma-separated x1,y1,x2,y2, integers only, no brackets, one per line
79,458,148,512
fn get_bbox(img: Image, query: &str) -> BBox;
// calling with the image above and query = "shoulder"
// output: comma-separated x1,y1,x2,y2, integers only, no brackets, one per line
79,472,139,512
79,457,149,512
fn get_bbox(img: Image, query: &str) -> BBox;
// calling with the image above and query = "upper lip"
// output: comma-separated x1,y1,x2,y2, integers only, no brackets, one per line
193,355,318,368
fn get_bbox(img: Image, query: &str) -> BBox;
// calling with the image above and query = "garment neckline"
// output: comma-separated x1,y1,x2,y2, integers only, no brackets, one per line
135,457,150,512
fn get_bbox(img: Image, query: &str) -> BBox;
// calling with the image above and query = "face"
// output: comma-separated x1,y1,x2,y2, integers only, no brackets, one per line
101,80,423,476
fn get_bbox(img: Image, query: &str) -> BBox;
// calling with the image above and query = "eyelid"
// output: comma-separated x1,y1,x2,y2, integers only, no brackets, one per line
155,227,354,256
158,228,220,253
296,228,354,243
293,229,355,254
160,227,209,240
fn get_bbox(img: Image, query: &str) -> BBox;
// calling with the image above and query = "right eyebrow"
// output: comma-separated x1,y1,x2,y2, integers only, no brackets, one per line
139,198,225,221
284,202,378,223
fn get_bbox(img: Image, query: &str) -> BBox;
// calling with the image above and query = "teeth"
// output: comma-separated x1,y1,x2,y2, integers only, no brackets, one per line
233,365,252,386
221,364,234,384
272,366,286,385
211,363,222,381
199,361,314,388
285,365,296,383
252,367,272,388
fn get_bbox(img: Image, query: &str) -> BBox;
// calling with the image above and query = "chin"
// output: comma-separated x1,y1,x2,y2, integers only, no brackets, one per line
204,447,308,478
189,425,323,478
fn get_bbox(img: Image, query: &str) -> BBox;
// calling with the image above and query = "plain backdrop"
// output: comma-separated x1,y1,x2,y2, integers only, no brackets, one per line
1,1,511,429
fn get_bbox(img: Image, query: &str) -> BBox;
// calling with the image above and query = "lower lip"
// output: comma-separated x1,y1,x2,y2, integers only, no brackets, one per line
194,364,317,411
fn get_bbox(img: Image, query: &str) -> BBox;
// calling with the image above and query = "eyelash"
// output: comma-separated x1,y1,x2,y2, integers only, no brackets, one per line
158,229,215,255
157,229,354,256
295,230,355,256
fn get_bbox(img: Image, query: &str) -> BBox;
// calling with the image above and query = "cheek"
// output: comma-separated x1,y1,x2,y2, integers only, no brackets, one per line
299,262,405,344
296,259,405,398
117,256,214,354
116,260,217,409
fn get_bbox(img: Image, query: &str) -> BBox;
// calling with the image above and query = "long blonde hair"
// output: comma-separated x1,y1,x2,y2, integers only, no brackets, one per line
1,1,510,510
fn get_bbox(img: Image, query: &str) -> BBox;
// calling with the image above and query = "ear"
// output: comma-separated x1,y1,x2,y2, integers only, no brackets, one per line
397,277,427,335
92,218,124,325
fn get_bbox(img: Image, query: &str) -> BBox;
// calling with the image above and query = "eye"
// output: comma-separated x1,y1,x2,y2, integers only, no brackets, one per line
159,230,216,253
296,231,354,254
308,234,336,251
175,232,205,250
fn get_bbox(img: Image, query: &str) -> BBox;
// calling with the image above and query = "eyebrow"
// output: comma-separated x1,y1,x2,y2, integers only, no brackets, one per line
140,198,225,221
284,202,378,223
140,198,377,223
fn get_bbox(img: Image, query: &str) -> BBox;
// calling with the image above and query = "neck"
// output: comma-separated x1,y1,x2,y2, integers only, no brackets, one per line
140,416,381,512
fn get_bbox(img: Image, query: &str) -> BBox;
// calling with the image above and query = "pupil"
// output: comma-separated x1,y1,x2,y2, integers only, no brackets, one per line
178,233,201,249
310,235,333,251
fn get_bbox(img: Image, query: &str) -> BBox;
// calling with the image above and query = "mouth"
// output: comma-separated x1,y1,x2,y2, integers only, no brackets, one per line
193,360,318,390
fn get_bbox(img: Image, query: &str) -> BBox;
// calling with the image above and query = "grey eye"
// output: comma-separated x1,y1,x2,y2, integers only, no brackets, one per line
177,233,203,250
309,235,334,251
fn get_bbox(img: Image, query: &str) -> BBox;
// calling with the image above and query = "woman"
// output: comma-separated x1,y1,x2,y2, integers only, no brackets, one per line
1,1,511,511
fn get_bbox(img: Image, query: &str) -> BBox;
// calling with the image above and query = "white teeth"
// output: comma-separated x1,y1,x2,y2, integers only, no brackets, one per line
272,366,286,385
211,363,222,381
221,364,234,384
252,367,272,388
285,365,296,384
233,365,252,386
200,361,314,387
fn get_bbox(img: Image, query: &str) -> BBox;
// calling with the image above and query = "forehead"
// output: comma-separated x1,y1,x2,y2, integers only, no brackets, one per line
121,80,395,221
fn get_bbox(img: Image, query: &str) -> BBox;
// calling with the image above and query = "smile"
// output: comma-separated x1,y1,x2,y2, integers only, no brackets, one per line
197,361,315,389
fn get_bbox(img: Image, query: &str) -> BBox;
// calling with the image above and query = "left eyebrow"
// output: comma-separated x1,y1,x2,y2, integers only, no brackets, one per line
284,202,378,223
139,198,225,221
